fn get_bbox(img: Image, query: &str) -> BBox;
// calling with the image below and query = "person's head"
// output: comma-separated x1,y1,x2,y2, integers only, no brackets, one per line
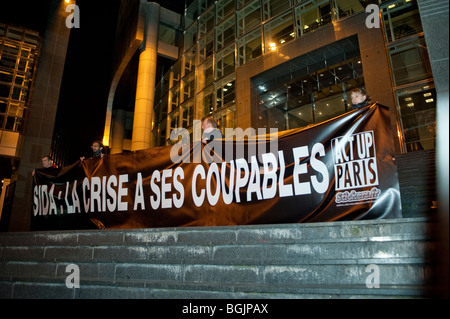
350,88,369,106
41,155,53,168
91,140,104,156
202,117,218,130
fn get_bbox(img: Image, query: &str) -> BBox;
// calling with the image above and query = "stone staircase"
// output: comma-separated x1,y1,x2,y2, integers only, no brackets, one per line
0,217,439,299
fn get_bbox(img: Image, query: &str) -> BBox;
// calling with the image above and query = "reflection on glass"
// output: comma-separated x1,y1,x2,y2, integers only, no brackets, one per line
237,27,262,66
263,11,294,53
181,100,194,127
169,111,179,136
169,84,180,112
262,0,292,21
216,0,235,25
198,6,215,38
216,104,236,136
185,0,199,28
237,0,261,36
182,73,195,103
199,85,215,117
332,0,365,20
294,0,332,36
314,95,346,123
215,44,235,80
198,32,214,65
382,0,423,43
396,83,436,151
184,23,198,52
182,47,196,78
389,37,432,86
197,58,214,92
254,53,364,132
0,24,39,132
216,16,235,51
216,74,235,110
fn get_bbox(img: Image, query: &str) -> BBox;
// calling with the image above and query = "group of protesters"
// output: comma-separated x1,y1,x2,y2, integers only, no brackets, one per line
33,88,370,176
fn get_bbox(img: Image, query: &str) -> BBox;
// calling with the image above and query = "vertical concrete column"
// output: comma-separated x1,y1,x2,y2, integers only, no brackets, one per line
131,2,160,151
110,109,125,154
9,0,71,231
416,0,449,298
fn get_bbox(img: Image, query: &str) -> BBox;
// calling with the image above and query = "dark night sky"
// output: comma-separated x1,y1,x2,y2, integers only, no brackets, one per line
0,0,121,163
58,0,186,163
55,0,122,163
1,0,186,164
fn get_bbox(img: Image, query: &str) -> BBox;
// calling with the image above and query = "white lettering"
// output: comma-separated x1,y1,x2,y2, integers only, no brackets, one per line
292,146,311,195
365,4,380,29
150,170,161,210
173,167,184,208
65,264,80,288
133,173,145,210
65,4,80,29
192,165,206,207
117,174,128,211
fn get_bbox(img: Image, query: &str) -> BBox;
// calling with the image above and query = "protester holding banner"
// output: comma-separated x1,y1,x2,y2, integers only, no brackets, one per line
32,155,59,177
31,104,402,230
202,117,223,144
350,88,371,110
80,140,106,161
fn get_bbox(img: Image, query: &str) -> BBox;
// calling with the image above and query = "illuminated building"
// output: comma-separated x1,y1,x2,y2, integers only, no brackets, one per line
0,24,40,156
105,0,437,156
103,0,440,220
1,0,71,231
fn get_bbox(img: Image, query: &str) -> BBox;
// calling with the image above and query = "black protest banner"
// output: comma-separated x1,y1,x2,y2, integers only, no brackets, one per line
31,103,401,230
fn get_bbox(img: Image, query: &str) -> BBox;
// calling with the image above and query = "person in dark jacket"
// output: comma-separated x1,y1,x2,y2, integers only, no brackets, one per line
350,87,371,110
80,140,106,161
201,117,223,144
32,155,59,177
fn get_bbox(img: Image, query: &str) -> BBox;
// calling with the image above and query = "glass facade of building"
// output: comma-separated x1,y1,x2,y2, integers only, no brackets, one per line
150,0,435,154
0,24,40,135
380,0,436,152
252,35,363,131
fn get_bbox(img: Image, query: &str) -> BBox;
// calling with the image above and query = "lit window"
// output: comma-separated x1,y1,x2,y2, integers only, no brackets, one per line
263,11,294,53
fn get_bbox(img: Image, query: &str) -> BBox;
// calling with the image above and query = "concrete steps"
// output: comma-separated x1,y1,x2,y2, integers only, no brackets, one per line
0,217,438,299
